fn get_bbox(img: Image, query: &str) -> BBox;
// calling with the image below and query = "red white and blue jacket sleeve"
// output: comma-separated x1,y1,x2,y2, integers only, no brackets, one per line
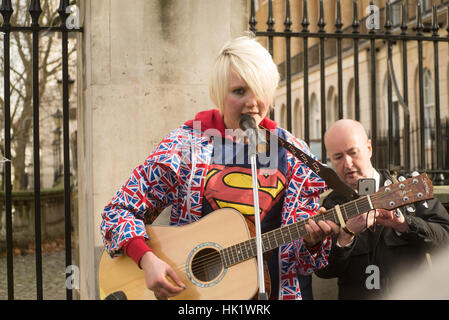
100,138,180,258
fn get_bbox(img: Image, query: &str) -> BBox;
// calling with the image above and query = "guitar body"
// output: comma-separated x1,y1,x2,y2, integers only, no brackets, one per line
99,208,259,300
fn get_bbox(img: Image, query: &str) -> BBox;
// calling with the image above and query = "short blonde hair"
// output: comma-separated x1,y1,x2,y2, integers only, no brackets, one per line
209,35,280,111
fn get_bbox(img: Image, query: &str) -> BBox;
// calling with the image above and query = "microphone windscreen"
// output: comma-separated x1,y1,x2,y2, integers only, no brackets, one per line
239,114,257,131
104,290,128,300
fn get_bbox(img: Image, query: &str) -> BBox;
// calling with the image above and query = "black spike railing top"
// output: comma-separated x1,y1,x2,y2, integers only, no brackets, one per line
249,0,257,33
317,0,325,33
401,1,408,35
300,0,309,32
384,1,392,34
0,0,13,27
416,0,424,35
266,0,274,32
29,0,42,27
352,0,360,33
284,0,292,32
58,0,70,27
335,0,343,33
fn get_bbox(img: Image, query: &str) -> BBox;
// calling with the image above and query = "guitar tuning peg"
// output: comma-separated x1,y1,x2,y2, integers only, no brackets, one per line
398,176,406,182
422,201,428,209
406,205,416,213
384,179,392,186
411,171,420,177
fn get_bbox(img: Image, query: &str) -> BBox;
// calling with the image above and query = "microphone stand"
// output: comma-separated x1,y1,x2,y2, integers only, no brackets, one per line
247,128,268,300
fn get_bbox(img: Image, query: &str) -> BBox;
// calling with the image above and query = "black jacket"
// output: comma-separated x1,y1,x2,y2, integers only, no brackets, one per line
315,170,449,299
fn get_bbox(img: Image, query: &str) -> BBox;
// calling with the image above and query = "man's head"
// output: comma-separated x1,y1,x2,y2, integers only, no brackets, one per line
324,119,375,191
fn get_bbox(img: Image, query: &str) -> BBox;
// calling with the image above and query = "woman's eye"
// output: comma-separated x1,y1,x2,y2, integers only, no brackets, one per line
233,88,245,95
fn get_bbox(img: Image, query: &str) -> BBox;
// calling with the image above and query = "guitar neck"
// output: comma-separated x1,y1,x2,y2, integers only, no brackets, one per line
221,195,372,267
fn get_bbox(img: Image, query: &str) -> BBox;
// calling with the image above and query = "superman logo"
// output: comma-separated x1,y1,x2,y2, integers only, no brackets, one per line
204,164,286,221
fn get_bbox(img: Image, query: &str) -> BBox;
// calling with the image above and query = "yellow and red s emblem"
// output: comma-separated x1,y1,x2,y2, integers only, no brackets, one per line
204,164,286,221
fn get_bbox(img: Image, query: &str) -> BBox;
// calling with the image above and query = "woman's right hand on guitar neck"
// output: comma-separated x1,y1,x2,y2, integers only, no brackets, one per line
140,251,186,299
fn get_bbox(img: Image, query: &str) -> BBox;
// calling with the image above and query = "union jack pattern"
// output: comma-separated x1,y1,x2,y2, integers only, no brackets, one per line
100,122,330,300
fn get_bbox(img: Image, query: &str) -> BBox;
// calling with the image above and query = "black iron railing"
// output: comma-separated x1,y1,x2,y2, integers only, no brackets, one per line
0,0,82,300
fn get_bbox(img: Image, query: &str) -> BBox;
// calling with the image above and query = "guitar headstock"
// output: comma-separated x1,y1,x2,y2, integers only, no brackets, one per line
371,173,434,210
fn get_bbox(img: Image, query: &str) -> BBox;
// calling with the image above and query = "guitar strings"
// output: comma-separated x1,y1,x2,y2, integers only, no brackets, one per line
167,191,393,274
168,192,390,273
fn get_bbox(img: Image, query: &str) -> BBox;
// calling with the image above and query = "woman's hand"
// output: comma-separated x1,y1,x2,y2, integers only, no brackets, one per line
303,208,340,248
140,251,186,299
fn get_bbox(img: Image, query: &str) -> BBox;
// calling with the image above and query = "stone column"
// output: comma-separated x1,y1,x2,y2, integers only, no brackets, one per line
77,0,247,299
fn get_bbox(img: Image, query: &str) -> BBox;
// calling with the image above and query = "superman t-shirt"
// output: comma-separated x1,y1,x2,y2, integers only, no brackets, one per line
202,130,289,298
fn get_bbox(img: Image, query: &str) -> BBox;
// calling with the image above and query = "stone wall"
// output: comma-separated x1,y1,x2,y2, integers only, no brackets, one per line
0,187,70,251
77,0,248,299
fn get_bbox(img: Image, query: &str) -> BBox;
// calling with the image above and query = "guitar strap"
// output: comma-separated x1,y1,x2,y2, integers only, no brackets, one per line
259,126,359,202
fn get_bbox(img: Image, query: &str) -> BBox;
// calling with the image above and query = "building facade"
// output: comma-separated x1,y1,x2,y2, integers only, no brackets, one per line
251,0,449,174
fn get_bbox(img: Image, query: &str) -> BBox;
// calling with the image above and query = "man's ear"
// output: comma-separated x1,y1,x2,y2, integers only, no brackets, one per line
367,139,373,157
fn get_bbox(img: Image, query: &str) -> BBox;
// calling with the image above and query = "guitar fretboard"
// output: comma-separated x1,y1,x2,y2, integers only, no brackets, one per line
220,195,373,268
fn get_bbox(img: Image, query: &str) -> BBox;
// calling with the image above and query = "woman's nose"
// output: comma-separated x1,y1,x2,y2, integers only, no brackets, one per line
245,92,258,107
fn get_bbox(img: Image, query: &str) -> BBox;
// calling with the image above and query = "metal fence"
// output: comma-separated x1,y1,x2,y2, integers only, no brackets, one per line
0,0,82,300
249,0,449,184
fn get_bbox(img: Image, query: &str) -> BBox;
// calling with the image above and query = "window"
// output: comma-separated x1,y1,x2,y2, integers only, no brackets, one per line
423,69,435,168
280,103,287,129
423,0,432,12
293,99,302,138
309,93,321,160
423,69,435,142
383,74,401,166
310,94,320,140
391,0,401,26
326,86,338,129
346,78,354,119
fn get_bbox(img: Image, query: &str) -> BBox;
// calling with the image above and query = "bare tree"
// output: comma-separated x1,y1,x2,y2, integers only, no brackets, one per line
1,0,76,190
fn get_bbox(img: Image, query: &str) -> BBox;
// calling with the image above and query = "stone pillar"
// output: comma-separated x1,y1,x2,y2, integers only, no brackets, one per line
77,0,248,299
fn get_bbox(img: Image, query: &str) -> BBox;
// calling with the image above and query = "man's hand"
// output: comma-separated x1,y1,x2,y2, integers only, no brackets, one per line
375,209,408,233
140,251,186,299
337,212,374,246
317,207,376,247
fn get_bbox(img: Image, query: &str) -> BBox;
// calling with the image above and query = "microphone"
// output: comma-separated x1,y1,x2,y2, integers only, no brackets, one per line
104,290,128,300
239,114,258,148
239,114,257,131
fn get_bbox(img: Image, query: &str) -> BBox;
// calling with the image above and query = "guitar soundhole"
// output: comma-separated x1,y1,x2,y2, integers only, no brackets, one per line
191,247,223,282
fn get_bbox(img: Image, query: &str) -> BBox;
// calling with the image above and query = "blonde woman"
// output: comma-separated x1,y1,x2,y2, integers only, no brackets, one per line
101,35,338,300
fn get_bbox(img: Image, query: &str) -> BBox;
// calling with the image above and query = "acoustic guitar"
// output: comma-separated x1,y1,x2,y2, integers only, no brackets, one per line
98,173,433,300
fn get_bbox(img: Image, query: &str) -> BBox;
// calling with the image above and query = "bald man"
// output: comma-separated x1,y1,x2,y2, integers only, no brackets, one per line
325,119,374,190
315,119,449,299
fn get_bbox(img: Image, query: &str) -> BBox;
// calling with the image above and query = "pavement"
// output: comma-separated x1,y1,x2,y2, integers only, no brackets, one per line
0,249,68,300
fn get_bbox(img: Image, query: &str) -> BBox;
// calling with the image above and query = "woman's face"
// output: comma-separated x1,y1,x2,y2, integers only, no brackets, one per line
222,70,269,130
